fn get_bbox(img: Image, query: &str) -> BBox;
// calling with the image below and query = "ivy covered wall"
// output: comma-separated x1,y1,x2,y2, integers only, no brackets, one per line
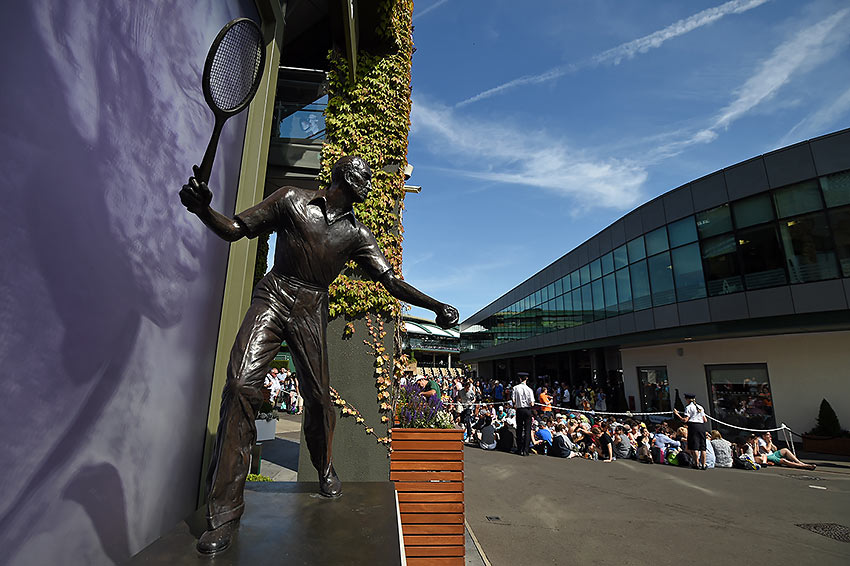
320,0,414,321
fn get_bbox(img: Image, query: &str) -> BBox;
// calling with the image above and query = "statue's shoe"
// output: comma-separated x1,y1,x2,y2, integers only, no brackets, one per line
319,466,342,498
197,519,239,555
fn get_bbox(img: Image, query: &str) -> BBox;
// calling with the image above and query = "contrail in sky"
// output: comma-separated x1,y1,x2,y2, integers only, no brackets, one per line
456,0,773,107
414,0,450,22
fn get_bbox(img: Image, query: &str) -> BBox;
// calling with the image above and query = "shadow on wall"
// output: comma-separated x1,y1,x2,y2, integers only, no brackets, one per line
0,1,256,564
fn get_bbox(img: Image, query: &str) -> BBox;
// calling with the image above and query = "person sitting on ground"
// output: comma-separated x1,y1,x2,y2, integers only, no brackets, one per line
532,420,553,455
704,431,716,469
637,429,653,463
549,422,575,458
598,423,615,462
496,417,517,453
614,426,634,460
735,435,762,470
709,430,733,468
476,415,498,450
653,424,681,464
756,431,816,470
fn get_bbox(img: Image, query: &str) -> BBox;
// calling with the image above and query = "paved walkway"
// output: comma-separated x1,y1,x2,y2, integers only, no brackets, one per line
257,414,488,565
253,415,850,565
463,445,850,566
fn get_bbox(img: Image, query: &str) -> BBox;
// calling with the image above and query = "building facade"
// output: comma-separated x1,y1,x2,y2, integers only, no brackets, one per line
460,129,850,435
403,315,461,369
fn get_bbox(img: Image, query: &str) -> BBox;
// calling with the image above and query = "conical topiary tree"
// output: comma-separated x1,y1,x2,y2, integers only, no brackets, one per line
674,388,685,412
809,398,843,437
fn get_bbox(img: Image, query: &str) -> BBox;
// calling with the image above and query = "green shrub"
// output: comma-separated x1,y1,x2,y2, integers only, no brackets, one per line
809,398,846,437
246,474,272,482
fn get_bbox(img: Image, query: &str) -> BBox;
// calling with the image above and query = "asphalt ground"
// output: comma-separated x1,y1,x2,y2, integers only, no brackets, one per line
259,414,488,564
463,445,850,566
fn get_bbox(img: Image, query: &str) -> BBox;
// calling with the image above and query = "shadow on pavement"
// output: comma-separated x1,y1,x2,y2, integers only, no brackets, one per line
260,437,299,471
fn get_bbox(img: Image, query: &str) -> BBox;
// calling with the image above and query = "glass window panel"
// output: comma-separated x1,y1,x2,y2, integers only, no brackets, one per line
554,278,563,297
627,236,646,262
601,252,615,275
648,251,675,306
733,193,774,229
645,227,669,256
637,367,671,412
615,267,633,313
567,290,580,326
821,170,850,208
630,260,651,310
701,234,744,297
772,179,822,218
671,242,707,300
591,279,605,320
737,224,787,289
828,206,850,277
668,216,698,248
706,364,776,432
696,204,733,238
562,275,571,293
603,273,618,317
580,265,591,285
570,270,580,289
779,212,839,283
581,284,594,324
555,294,566,330
614,244,629,269
543,299,554,332
534,290,541,306
549,282,557,299
590,258,602,280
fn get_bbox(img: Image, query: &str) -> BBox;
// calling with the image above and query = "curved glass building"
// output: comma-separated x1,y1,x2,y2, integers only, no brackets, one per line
460,128,850,435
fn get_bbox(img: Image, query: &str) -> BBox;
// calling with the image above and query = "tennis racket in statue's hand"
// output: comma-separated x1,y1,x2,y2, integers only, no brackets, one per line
194,17,265,185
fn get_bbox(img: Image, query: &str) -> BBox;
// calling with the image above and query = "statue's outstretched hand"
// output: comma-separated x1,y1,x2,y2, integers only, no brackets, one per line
179,165,213,214
435,303,459,329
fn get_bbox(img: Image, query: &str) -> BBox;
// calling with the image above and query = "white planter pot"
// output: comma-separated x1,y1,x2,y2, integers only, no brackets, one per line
255,419,277,442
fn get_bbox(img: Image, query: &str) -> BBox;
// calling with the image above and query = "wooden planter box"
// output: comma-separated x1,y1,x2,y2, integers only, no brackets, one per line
802,435,850,456
390,428,464,566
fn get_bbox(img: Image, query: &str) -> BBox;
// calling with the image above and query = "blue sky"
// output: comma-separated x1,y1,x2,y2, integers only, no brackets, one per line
397,0,850,322
268,0,850,323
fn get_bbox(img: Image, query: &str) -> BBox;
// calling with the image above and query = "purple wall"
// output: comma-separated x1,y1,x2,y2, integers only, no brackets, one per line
0,2,259,564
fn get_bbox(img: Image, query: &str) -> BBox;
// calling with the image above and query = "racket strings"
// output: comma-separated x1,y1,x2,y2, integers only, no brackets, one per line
209,21,263,112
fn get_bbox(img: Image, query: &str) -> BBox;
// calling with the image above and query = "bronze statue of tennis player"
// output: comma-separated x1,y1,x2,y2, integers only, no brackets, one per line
180,155,458,554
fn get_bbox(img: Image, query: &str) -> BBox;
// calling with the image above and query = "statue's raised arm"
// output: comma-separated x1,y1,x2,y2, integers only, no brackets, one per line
179,164,247,242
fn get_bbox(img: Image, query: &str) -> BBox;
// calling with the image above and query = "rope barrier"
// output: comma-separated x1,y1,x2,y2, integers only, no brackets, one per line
703,414,789,433
445,398,800,439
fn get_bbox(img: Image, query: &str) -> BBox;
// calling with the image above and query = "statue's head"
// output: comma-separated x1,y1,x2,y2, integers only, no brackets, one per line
332,155,372,203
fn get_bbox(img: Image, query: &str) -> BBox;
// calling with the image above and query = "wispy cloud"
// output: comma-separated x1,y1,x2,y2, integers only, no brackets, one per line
411,98,646,210
404,253,517,294
414,0,450,22
780,85,850,145
457,0,772,107
650,8,850,160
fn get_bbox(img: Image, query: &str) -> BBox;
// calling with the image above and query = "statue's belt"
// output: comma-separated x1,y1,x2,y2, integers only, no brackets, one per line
273,272,329,295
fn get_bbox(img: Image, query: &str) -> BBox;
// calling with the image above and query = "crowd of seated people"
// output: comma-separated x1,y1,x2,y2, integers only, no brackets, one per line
467,410,816,471
405,372,817,472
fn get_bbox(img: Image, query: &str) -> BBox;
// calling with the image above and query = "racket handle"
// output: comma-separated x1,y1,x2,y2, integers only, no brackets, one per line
196,116,225,185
